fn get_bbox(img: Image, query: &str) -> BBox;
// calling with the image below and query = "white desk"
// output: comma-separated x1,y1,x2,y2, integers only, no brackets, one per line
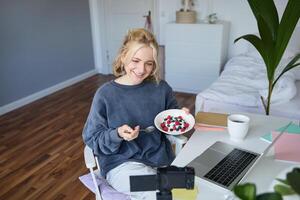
172,113,300,199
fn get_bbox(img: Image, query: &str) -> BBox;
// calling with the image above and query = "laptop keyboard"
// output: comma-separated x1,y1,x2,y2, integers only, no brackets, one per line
204,148,258,187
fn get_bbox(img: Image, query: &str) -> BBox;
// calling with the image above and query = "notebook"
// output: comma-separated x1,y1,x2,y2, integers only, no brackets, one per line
187,122,291,191
272,131,300,163
195,112,228,128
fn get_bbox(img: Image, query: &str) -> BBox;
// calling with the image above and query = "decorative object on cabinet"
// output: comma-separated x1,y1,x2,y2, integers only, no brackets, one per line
176,0,197,24
165,22,230,93
207,13,218,24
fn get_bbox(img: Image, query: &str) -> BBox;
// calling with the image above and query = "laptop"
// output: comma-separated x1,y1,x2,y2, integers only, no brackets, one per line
187,122,291,191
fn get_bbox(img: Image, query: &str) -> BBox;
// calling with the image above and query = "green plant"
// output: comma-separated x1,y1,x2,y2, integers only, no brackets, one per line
234,0,300,115
233,167,300,200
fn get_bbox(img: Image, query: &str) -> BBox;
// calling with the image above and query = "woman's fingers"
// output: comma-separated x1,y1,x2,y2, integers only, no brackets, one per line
131,125,140,138
118,125,132,138
182,107,190,114
123,124,133,133
118,125,140,141
125,126,139,141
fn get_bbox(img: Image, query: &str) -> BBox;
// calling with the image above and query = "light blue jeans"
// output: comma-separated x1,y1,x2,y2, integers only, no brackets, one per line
106,161,157,200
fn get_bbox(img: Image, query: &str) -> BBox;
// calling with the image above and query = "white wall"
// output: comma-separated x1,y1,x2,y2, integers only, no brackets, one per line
158,0,289,59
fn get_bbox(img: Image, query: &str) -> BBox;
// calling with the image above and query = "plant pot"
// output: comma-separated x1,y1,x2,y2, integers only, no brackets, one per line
176,11,197,24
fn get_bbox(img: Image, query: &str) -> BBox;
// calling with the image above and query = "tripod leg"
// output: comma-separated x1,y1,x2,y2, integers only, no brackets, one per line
156,190,172,200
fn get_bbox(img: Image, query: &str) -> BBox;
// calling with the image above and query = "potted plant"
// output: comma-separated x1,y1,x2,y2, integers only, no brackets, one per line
233,167,300,200
234,0,300,115
176,0,197,24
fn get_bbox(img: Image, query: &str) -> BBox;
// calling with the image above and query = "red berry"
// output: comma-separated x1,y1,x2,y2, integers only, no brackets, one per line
184,123,189,128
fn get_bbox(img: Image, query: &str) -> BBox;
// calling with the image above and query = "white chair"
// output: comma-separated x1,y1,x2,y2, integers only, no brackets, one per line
83,135,188,200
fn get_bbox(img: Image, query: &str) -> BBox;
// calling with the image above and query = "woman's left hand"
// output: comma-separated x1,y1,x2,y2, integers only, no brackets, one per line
181,107,190,114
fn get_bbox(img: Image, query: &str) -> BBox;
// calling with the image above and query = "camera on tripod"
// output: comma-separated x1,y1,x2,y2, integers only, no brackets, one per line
130,165,195,200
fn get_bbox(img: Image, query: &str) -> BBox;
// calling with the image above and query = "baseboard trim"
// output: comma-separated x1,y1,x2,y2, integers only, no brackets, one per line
0,69,98,116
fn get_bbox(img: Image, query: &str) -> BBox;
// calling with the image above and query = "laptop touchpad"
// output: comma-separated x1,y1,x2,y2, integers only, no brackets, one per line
187,146,228,177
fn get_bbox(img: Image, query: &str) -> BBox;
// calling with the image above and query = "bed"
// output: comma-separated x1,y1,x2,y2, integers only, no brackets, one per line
196,80,300,119
195,28,300,120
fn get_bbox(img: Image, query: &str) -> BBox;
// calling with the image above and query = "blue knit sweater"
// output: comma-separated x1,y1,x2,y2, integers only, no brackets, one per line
82,80,178,176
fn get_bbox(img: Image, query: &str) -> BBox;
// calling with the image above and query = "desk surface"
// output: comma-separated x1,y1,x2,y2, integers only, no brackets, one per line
172,113,300,199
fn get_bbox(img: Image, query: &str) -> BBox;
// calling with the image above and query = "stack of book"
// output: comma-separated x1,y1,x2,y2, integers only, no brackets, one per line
260,123,300,163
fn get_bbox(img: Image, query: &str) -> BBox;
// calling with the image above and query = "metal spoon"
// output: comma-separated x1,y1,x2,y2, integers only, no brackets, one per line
140,126,155,133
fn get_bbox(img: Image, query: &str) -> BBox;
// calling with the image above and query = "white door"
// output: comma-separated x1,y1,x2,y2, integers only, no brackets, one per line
103,0,155,74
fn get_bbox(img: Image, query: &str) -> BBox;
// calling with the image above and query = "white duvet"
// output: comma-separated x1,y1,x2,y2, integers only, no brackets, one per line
198,55,297,107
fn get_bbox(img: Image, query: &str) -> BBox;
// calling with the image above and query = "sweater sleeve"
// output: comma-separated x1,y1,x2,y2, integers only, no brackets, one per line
165,82,179,109
82,90,123,155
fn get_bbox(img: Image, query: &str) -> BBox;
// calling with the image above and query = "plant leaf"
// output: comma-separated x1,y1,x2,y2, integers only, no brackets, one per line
287,168,300,194
245,0,280,80
273,0,300,68
292,168,300,173
234,34,270,70
273,54,300,87
233,183,256,200
247,0,279,40
257,193,283,200
275,178,289,185
260,96,267,112
274,184,295,196
256,14,274,50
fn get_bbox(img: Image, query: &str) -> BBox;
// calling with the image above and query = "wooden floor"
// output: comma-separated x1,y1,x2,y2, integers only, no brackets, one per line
0,74,196,200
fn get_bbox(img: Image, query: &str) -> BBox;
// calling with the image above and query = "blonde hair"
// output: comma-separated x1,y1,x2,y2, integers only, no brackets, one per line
113,28,160,83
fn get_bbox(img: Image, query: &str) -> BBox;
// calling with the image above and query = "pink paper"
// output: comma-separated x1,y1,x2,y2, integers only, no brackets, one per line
194,123,226,132
272,131,300,163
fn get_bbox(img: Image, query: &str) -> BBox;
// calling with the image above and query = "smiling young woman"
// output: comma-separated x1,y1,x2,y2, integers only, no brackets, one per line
116,46,155,85
82,28,190,200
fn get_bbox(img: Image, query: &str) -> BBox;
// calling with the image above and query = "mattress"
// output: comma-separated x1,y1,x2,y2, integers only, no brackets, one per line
195,81,300,120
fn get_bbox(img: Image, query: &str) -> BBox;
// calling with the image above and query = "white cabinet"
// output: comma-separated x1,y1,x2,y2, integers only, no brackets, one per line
165,22,230,93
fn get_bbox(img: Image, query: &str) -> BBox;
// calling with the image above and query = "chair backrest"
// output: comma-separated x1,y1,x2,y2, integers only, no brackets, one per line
82,135,188,200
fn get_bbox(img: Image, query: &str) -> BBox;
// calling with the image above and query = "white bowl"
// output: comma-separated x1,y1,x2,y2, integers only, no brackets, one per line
154,109,195,135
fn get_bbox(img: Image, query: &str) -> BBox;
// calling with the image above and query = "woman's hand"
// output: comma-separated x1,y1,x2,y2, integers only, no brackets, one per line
181,107,190,114
117,125,140,141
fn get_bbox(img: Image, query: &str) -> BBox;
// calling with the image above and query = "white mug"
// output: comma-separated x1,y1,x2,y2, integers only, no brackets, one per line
227,114,250,141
